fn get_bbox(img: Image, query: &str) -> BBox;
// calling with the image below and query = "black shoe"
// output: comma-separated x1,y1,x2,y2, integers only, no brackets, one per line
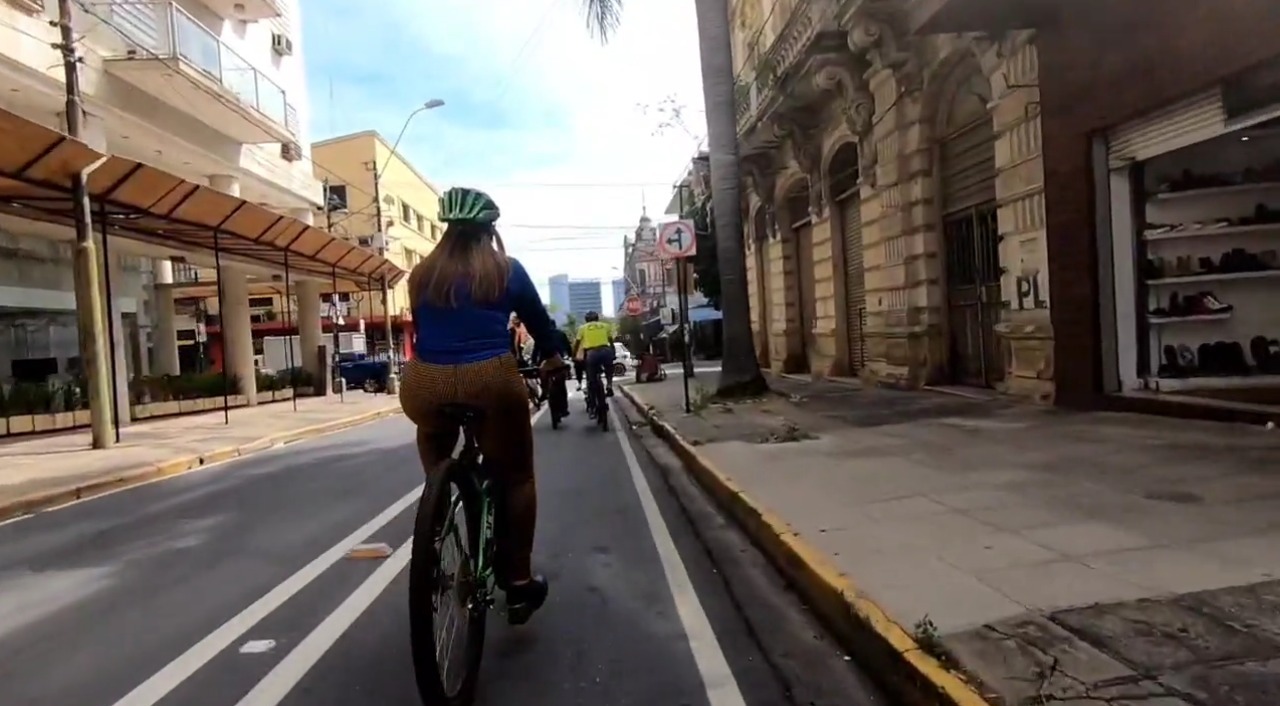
606,387,614,398
506,575,548,625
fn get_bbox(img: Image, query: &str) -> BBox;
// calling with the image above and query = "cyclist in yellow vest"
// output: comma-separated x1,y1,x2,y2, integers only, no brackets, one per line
574,311,615,412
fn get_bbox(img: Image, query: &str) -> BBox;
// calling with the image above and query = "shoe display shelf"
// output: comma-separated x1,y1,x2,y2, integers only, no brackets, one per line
1147,372,1280,392
1140,173,1280,392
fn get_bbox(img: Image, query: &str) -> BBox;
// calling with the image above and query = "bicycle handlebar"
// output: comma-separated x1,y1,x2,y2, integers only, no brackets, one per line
518,364,570,379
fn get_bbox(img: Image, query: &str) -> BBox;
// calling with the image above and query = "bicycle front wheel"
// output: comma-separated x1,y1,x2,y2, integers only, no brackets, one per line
410,459,487,705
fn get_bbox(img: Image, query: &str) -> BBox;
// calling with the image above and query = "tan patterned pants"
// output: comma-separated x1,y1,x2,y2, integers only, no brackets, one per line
399,353,536,583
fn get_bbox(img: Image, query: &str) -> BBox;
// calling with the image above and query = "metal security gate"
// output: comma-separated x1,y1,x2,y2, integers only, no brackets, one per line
1107,88,1225,167
941,116,1002,387
838,192,865,372
794,221,815,373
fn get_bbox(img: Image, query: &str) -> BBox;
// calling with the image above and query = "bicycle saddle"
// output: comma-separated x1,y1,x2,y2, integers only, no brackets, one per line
438,403,485,425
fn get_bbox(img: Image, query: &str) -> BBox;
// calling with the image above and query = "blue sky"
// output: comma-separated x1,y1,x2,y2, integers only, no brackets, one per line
300,0,705,310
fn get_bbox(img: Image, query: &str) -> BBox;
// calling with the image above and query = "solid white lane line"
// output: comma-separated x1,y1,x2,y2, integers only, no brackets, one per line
609,409,748,706
234,538,414,705
234,402,549,702
109,485,423,706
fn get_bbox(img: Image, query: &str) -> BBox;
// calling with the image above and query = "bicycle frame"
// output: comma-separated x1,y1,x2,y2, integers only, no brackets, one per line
439,425,499,611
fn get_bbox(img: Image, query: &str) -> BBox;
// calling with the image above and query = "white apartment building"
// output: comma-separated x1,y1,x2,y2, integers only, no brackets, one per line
0,0,396,426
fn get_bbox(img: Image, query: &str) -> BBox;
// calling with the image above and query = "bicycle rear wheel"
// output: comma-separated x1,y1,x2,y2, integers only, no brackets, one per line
597,393,609,431
410,459,487,705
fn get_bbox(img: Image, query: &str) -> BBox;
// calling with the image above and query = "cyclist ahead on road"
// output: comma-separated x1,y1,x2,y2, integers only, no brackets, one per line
400,186,562,620
575,312,616,405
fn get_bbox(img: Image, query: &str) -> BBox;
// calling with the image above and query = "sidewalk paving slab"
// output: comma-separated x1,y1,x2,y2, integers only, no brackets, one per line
620,372,1280,706
0,393,401,519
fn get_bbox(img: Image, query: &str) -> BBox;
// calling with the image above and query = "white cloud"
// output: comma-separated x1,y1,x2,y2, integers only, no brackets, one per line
309,0,707,292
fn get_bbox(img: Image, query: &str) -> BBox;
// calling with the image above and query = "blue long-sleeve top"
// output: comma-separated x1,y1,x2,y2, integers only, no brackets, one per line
412,257,558,366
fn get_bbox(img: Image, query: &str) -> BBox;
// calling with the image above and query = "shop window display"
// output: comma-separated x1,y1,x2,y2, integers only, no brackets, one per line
1131,119,1280,405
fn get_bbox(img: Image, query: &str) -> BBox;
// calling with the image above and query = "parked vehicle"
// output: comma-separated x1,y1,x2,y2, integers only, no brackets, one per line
612,342,633,376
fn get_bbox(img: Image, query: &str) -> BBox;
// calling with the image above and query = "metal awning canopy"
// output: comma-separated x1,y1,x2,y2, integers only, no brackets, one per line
0,109,405,288
169,279,380,299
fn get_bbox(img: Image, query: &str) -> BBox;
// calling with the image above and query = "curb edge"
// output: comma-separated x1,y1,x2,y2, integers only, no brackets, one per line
0,405,403,522
618,384,992,706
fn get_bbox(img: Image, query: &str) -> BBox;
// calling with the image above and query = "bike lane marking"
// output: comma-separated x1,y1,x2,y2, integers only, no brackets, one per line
233,538,414,705
609,408,748,706
220,404,550,704
108,484,424,706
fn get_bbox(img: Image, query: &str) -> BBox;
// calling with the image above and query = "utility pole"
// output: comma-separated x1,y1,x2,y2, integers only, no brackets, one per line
371,173,398,394
58,0,114,448
323,179,343,397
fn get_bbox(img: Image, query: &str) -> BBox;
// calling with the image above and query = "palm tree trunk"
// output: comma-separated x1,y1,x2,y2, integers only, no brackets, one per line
579,0,767,397
692,0,767,397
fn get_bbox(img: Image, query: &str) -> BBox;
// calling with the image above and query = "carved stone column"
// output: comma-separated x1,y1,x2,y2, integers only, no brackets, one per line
842,1,941,388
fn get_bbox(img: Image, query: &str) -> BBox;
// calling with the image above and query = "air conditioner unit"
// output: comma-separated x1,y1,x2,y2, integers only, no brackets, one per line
280,141,302,162
357,236,374,248
271,33,293,56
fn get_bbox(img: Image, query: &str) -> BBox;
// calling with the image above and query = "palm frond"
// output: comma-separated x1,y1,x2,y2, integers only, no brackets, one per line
581,0,623,43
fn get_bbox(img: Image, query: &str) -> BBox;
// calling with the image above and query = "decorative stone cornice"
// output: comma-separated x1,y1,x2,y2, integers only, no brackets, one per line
969,29,1037,79
742,153,778,206
741,154,783,241
811,52,875,137
846,1,922,91
773,112,827,219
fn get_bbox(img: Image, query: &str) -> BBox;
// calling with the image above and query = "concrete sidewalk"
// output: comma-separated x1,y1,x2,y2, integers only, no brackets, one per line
622,373,1280,706
0,393,401,518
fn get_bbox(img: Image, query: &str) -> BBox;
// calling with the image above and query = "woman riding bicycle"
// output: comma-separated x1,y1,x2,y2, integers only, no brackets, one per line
400,186,561,621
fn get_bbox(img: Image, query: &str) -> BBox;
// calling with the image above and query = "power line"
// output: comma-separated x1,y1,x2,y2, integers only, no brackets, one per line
502,223,639,230
484,181,679,188
510,245,625,253
65,4,685,241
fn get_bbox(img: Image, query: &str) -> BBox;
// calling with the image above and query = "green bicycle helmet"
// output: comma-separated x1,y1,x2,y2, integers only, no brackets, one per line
439,186,501,224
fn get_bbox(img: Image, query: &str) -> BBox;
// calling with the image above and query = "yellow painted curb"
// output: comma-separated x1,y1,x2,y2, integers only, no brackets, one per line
0,405,403,522
618,385,993,706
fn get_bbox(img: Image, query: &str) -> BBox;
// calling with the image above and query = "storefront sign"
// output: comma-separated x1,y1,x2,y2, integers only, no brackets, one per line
1015,272,1048,310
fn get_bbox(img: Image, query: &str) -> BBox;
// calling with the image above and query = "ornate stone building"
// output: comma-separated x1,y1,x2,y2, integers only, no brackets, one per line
733,0,1052,401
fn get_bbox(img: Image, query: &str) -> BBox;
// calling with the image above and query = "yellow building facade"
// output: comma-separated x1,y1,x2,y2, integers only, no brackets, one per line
735,0,1052,401
311,131,441,351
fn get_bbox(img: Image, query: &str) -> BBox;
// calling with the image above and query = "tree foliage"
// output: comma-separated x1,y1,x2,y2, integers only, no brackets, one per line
684,196,720,309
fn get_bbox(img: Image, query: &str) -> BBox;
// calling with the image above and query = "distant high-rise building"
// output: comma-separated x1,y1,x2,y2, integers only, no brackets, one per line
612,278,628,313
548,274,570,324
567,279,603,319
548,274,604,323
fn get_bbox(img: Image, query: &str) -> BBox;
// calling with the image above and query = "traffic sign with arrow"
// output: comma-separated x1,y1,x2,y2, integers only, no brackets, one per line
657,220,697,259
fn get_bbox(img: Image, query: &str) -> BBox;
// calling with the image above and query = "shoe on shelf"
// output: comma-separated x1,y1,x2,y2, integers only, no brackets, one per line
1195,291,1233,314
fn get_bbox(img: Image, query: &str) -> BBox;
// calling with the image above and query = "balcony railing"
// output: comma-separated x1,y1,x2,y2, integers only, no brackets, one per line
733,0,822,134
172,261,203,284
87,1,296,136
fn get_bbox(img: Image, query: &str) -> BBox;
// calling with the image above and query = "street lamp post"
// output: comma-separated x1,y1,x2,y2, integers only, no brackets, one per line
371,99,444,395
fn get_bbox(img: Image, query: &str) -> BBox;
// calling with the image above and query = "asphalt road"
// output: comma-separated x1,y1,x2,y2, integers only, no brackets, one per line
0,389,885,706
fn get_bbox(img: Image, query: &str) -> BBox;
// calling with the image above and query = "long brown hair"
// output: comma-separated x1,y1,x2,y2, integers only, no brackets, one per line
410,221,510,308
